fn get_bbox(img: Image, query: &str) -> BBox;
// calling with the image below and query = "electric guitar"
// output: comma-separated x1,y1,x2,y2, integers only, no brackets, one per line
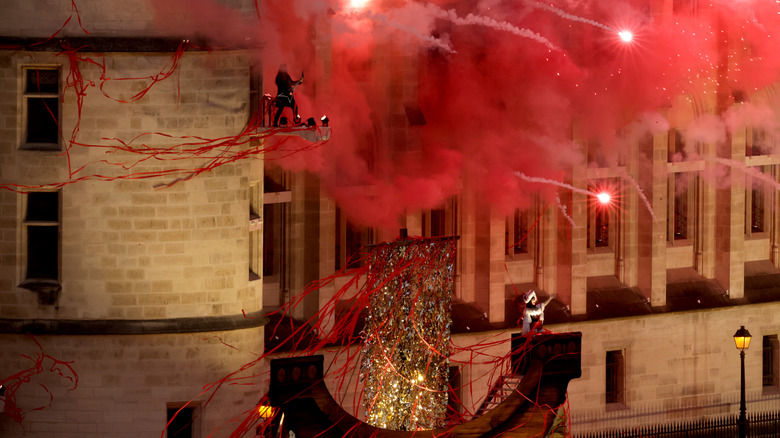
277,72,304,107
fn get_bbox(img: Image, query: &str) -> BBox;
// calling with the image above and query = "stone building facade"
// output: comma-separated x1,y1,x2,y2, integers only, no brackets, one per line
0,1,265,436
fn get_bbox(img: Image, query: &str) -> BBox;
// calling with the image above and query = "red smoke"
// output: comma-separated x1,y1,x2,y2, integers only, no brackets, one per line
146,0,780,228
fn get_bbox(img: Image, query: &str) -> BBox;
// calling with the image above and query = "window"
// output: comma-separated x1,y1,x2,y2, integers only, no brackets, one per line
746,166,771,236
23,191,60,281
22,67,60,150
262,165,291,306
428,207,446,237
763,335,779,390
262,201,287,278
749,185,765,234
673,0,699,15
673,190,688,240
19,191,61,304
423,198,457,238
587,190,610,250
446,366,462,424
249,62,262,125
166,404,200,438
506,208,530,257
248,182,262,281
586,139,618,168
668,174,695,243
747,128,769,157
605,350,625,405
335,207,373,270
668,129,685,162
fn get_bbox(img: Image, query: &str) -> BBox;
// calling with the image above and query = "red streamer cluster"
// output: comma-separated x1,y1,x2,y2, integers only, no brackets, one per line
179,235,571,437
0,335,79,427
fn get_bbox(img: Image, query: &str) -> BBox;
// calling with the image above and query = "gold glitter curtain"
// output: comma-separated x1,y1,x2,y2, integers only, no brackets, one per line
361,236,457,431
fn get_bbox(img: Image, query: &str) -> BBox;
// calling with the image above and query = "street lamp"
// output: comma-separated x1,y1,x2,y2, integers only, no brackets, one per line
734,325,752,438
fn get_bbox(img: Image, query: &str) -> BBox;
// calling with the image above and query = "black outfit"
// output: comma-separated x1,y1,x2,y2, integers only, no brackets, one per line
274,70,301,127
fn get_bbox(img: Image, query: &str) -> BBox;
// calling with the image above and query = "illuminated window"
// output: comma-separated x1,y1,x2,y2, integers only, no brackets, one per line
21,67,60,150
605,350,625,405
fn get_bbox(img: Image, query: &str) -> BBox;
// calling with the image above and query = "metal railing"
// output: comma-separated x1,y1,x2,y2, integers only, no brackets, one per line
576,411,780,438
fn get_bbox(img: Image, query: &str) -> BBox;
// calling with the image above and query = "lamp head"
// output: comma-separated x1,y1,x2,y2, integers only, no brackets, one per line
321,115,329,127
734,325,752,351
257,405,274,419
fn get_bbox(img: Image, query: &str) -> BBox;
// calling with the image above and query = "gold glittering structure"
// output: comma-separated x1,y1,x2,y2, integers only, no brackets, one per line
361,235,457,431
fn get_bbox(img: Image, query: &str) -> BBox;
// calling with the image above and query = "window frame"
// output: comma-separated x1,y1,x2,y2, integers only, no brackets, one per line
506,207,533,259
261,165,291,306
20,66,61,151
667,172,697,245
21,190,61,283
18,190,62,304
745,166,772,238
763,335,780,394
166,402,202,438
605,349,626,408
746,127,770,157
423,197,458,239
248,181,262,281
335,206,373,271
586,180,616,252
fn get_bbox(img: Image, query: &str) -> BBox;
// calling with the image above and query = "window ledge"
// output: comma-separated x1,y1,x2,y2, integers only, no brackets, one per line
606,402,628,412
18,143,61,152
18,278,61,305
667,239,693,248
762,386,780,396
506,253,532,262
746,232,769,241
587,247,614,256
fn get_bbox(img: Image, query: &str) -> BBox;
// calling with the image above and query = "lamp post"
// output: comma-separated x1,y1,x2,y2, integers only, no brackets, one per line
734,325,752,438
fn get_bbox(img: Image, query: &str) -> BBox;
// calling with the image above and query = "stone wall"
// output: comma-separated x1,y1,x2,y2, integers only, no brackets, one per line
0,49,259,320
438,302,780,435
0,329,263,437
0,0,256,38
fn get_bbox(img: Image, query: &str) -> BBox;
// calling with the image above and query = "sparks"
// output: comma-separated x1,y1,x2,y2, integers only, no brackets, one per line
597,192,611,205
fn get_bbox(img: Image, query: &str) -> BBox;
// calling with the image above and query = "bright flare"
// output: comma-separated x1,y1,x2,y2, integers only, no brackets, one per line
349,0,370,9
597,192,611,205
618,30,633,43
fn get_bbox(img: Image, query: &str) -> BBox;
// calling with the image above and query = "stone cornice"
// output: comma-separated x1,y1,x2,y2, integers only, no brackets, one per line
0,310,268,335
